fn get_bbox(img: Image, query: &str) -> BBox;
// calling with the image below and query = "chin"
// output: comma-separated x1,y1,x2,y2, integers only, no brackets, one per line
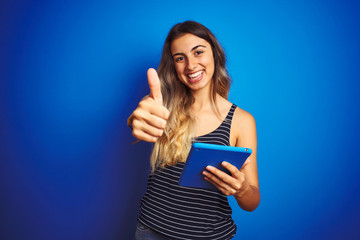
187,80,210,92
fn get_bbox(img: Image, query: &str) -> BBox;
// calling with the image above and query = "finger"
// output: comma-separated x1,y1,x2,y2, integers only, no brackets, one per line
134,133,158,143
147,68,163,105
132,125,160,143
205,165,243,190
136,102,170,121
221,161,242,178
204,176,228,195
132,119,165,138
147,104,170,120
203,172,226,189
205,165,234,183
203,171,235,195
143,114,167,130
141,123,164,138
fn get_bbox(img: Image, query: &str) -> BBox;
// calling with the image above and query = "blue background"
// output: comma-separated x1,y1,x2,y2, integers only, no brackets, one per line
1,0,359,239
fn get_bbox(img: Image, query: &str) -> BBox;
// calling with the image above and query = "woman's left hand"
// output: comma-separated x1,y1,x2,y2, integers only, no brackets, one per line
202,160,251,198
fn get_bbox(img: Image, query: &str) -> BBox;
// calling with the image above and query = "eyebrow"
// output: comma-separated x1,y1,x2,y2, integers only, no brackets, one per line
172,45,207,57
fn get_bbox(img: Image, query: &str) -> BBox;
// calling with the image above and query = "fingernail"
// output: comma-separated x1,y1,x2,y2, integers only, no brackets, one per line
202,171,208,176
206,166,214,171
222,161,228,166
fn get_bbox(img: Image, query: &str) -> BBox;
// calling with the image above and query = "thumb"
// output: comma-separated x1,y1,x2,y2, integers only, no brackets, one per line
147,68,163,105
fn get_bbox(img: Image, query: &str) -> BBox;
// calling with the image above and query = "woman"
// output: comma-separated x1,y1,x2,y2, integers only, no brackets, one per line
128,21,260,240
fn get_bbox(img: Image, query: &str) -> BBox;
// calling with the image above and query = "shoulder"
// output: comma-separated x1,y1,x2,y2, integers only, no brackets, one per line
231,105,257,147
233,106,256,127
216,96,256,130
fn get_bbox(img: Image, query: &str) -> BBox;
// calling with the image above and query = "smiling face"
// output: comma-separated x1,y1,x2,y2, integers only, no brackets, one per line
170,33,215,93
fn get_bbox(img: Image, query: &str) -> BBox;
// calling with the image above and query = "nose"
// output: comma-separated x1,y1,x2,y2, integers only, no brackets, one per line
186,57,198,71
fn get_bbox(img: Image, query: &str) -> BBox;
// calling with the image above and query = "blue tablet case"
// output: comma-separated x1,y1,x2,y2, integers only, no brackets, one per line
178,143,252,190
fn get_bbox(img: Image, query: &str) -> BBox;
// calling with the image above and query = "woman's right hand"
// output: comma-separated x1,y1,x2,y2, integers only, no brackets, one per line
130,68,170,143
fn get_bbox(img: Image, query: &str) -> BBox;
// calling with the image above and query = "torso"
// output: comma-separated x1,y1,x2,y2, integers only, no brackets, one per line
138,103,238,239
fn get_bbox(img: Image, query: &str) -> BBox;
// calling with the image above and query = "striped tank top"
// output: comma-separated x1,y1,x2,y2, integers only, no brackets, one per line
138,104,237,240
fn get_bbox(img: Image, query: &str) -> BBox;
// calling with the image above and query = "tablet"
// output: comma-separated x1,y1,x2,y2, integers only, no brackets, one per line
178,143,252,190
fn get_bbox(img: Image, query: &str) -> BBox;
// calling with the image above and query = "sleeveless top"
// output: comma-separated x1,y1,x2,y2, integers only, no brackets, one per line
138,104,237,240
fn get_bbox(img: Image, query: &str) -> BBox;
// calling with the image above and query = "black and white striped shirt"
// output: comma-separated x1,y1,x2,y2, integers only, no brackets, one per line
138,104,237,240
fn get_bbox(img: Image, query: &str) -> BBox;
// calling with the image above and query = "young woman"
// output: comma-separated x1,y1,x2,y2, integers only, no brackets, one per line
128,21,260,240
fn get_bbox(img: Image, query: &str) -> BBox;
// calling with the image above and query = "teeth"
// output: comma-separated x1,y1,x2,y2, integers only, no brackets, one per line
188,70,203,78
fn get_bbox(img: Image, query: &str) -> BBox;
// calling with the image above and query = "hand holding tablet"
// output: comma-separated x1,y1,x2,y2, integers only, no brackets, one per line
178,143,252,191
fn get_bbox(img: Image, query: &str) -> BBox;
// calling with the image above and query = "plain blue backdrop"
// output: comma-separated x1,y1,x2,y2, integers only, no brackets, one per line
1,0,360,239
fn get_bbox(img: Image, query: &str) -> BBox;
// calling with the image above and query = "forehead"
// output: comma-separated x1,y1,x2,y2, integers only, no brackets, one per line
170,33,210,54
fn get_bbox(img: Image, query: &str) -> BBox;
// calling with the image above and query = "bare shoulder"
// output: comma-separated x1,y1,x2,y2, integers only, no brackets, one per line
230,106,257,147
233,107,256,128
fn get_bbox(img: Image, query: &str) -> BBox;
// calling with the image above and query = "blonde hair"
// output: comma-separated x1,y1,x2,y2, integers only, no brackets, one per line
150,21,231,171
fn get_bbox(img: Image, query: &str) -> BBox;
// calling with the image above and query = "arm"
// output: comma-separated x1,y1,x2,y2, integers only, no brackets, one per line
233,109,260,211
202,108,260,211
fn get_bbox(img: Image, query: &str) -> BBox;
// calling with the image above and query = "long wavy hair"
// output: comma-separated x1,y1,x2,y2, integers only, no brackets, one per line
150,21,231,171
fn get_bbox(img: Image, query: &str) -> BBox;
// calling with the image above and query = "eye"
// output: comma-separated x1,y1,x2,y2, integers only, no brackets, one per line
175,56,184,62
195,50,204,56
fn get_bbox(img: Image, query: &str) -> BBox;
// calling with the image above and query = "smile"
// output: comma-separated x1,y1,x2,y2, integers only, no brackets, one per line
187,70,204,83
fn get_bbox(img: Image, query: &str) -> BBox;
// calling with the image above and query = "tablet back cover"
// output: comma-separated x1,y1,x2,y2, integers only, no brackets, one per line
178,143,252,190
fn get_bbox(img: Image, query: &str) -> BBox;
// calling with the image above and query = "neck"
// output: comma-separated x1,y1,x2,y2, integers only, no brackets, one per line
191,87,214,113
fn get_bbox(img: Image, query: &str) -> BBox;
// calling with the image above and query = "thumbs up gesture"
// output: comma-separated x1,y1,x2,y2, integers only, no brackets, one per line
130,68,170,143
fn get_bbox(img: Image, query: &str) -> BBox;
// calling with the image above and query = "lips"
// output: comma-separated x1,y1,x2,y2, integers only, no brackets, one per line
186,70,204,83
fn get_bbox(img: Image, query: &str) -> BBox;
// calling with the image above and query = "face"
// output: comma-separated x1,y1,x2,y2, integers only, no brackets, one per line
170,33,215,93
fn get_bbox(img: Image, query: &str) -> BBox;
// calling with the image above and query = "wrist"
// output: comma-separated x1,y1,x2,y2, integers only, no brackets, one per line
235,181,252,199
